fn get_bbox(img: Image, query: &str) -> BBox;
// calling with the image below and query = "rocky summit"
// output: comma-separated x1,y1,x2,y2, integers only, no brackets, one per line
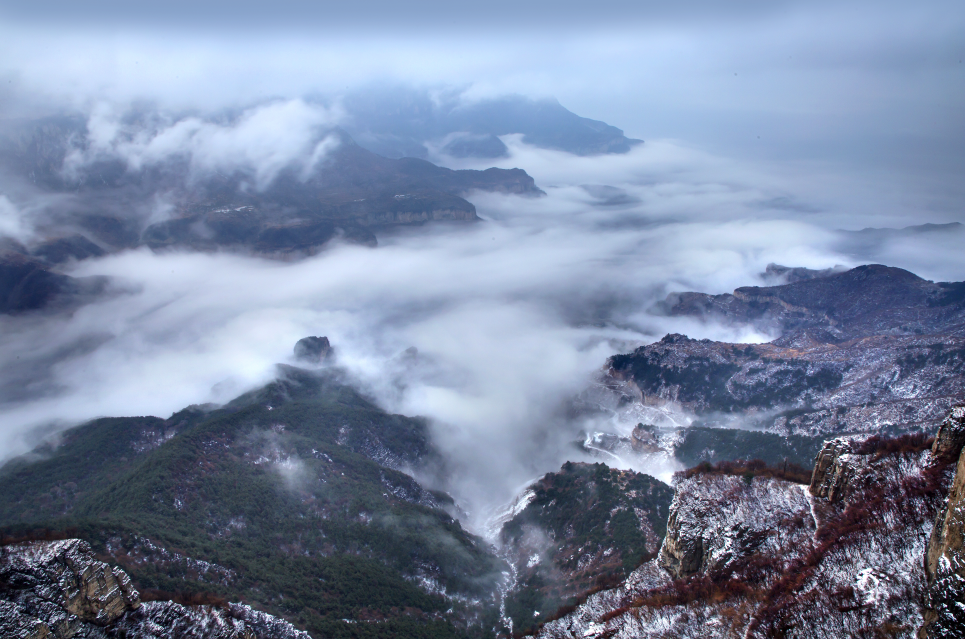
522,408,965,639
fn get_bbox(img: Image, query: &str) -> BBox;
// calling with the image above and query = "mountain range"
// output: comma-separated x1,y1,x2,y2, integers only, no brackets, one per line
2,262,964,638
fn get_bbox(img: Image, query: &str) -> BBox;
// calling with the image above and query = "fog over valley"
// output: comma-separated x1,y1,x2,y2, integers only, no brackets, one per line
2,129,962,518
1,2,964,638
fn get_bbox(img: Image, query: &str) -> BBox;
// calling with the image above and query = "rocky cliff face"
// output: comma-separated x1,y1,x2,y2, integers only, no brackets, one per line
526,411,959,639
0,538,309,639
921,405,965,638
659,473,812,580
808,438,863,501
931,405,965,460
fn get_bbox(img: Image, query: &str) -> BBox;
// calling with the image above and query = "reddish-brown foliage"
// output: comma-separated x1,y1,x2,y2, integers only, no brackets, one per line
0,528,78,546
681,459,812,485
855,433,933,459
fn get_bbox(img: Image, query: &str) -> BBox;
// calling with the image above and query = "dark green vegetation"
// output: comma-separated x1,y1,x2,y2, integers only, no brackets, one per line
609,345,740,411
675,426,824,469
500,462,673,634
0,365,505,639
680,459,813,485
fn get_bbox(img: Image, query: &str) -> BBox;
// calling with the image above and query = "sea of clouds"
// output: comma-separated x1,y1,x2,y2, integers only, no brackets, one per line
1,120,962,526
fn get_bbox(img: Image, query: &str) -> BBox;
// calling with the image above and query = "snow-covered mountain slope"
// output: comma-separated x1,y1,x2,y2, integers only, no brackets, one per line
607,332,964,438
523,408,965,639
0,538,310,639
590,265,965,453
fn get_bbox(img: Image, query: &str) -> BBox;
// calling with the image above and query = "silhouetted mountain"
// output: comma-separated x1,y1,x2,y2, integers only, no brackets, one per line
0,250,108,314
834,221,965,260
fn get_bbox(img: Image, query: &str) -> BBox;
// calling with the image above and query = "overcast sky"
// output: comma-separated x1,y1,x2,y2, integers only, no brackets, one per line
1,0,962,193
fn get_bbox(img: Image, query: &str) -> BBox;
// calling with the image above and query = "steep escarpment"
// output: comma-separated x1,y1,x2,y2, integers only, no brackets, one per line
525,411,960,639
0,538,309,639
921,406,965,637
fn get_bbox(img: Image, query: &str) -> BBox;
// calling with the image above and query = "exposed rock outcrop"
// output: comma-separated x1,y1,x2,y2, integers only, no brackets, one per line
530,419,953,639
921,409,965,638
0,539,310,639
658,473,812,579
808,438,864,501
293,336,333,364
932,405,965,461
0,539,139,631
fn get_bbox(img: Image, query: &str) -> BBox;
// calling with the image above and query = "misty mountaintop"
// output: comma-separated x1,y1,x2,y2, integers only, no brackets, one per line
338,88,642,159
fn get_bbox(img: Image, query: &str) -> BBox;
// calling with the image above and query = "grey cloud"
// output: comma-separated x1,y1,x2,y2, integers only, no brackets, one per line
63,100,343,190
0,0,962,526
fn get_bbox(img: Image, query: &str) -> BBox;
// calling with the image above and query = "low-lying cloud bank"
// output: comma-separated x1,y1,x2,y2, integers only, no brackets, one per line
1,134,963,527
63,100,343,190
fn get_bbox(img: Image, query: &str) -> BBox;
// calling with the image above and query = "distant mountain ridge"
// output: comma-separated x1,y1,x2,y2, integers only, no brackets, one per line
606,264,965,439
658,263,965,343
339,89,642,159
0,117,543,313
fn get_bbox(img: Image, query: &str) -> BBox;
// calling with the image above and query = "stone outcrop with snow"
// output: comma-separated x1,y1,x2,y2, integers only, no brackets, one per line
526,409,964,639
0,539,310,639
